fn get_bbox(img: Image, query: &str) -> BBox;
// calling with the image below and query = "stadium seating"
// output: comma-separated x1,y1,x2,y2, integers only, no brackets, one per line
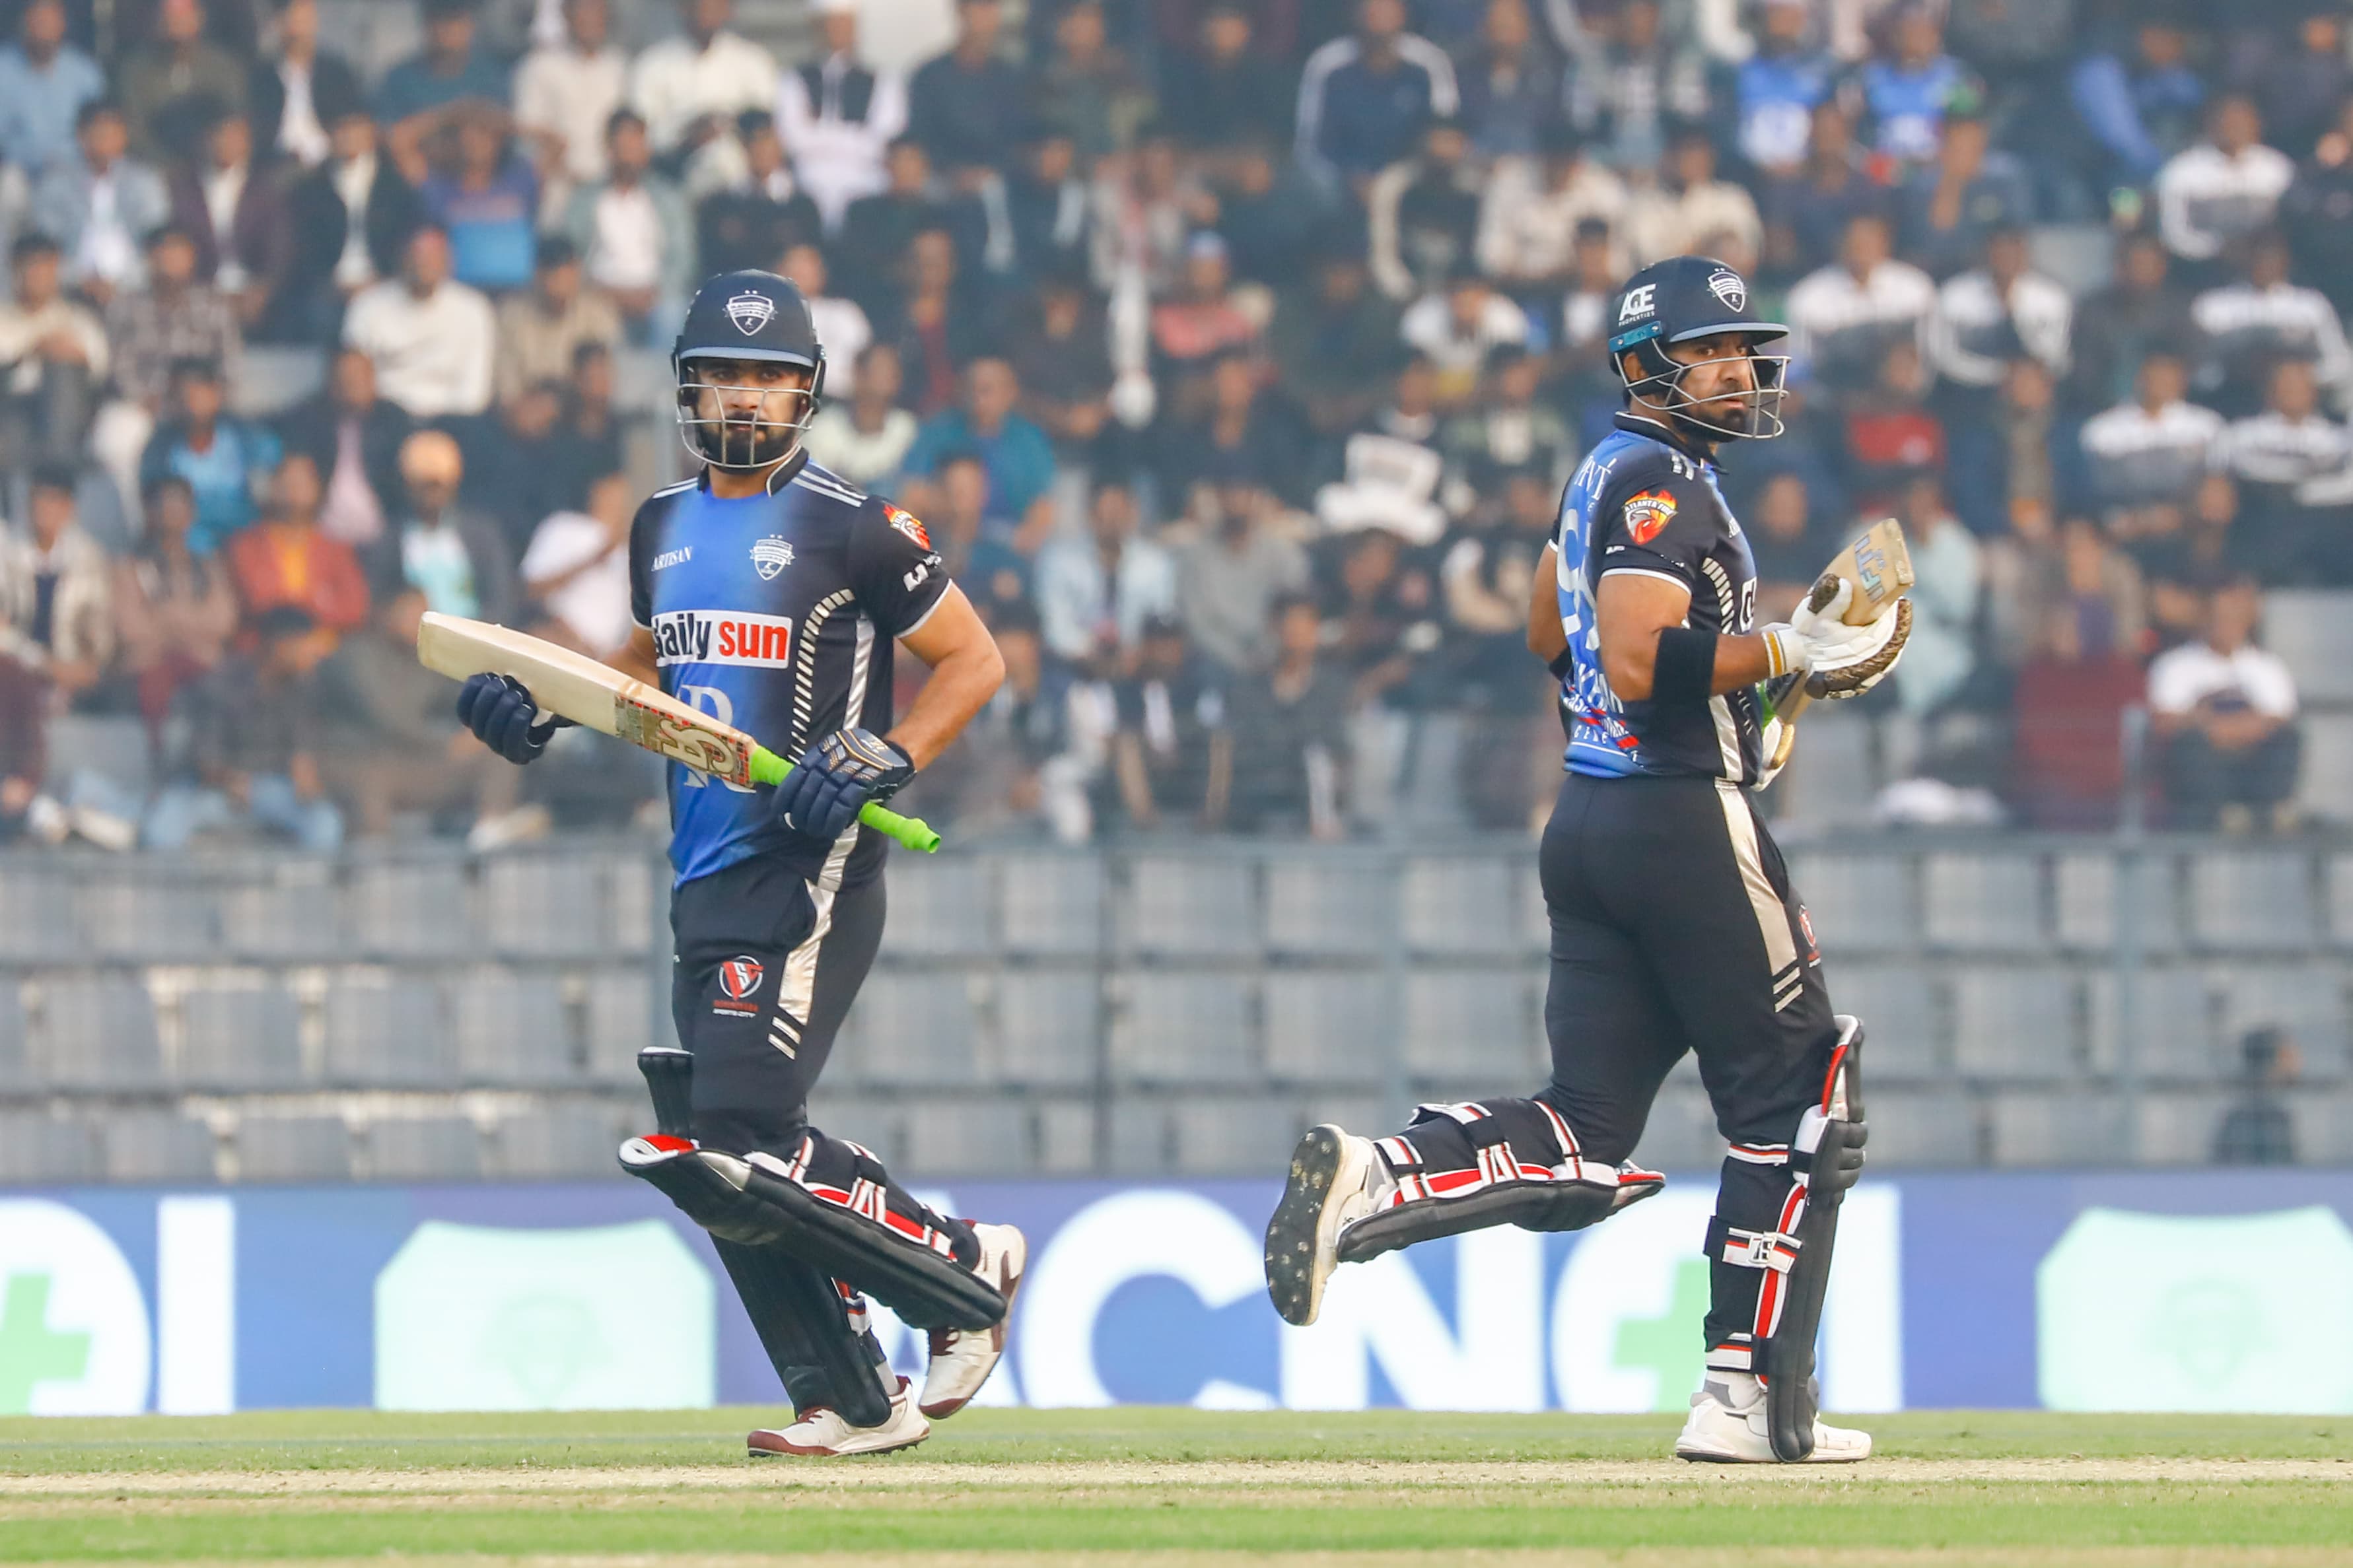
1119,857,1259,959
178,986,306,1091
36,980,164,1092
236,1117,357,1182
102,1114,220,1184
322,978,450,1087
367,1117,484,1182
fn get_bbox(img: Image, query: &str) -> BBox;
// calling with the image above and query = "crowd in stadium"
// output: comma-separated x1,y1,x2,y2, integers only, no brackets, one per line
0,0,2340,852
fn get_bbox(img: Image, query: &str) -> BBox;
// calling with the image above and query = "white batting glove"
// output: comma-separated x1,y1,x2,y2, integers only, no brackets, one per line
1761,579,1901,681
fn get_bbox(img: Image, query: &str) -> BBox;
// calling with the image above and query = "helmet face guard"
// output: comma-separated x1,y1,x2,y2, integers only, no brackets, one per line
672,349,827,471
1617,330,1790,443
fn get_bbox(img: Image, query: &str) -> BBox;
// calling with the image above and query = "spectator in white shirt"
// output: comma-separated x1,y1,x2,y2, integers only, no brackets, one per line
341,224,497,421
1399,267,1529,409
2077,349,2225,510
513,0,628,211
1036,479,1179,677
2156,93,2296,269
0,232,108,471
30,99,171,304
2212,358,2353,499
561,109,692,341
1929,225,2072,388
1784,210,1937,392
779,241,870,395
2148,578,2301,831
777,0,907,230
2191,230,2353,415
1475,121,1629,289
1623,124,1763,269
629,0,781,161
806,340,918,487
520,469,636,658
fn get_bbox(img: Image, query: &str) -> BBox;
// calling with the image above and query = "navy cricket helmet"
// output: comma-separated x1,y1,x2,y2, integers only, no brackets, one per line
1605,256,1790,442
672,269,828,470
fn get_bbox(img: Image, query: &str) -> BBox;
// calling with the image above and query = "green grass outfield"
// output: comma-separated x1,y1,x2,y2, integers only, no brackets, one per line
3,1408,2350,1567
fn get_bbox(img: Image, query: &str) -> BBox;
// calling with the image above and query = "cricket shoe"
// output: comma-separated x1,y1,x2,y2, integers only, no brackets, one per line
1263,1124,1393,1328
748,1377,929,1457
919,1221,1027,1418
1673,1373,1872,1464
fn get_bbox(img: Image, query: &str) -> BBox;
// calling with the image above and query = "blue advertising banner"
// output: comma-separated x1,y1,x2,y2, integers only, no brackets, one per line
4,1171,2351,1416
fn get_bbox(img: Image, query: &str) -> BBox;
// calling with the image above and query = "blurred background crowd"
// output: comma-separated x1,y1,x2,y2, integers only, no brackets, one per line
1,0,2348,854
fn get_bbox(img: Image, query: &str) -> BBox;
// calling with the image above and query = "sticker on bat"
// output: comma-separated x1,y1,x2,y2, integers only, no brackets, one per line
617,700,753,785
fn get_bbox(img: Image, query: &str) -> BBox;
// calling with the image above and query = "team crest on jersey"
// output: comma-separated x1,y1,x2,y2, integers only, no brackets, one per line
752,535,794,580
1708,269,1747,311
1798,906,1821,965
884,504,931,551
715,955,765,1015
1623,489,1678,546
726,291,777,335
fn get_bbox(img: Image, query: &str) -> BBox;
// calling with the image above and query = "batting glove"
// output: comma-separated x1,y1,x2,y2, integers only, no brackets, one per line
456,672,571,765
1761,579,1903,682
771,726,915,842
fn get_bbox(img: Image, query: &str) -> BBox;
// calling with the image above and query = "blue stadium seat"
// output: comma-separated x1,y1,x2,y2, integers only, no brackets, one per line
1109,974,1256,1086
1168,1096,1300,1176
1864,1089,1979,1168
584,969,663,1086
452,971,574,1086
2087,968,2219,1082
1263,971,1394,1086
368,1117,483,1181
1921,853,2044,952
1401,856,1526,957
218,870,342,961
322,978,450,1087
902,1097,1034,1177
2261,590,2353,704
1831,964,1943,1080
2053,851,2181,954
880,858,993,959
997,854,1106,957
2185,851,2317,952
481,856,610,960
1118,857,1258,959
103,1114,219,1184
1788,853,1916,955
983,971,1100,1087
349,860,474,959
0,1112,99,1183
1949,968,2084,1081
856,974,981,1087
235,1116,355,1182
488,1107,628,1180
178,986,306,1091
1403,968,1543,1088
79,877,215,963
1265,859,1393,959
0,861,79,963
37,980,162,1091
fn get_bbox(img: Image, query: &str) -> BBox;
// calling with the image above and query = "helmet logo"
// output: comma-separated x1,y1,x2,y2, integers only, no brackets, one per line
1617,283,1657,324
1708,269,1747,311
752,535,794,580
726,291,777,335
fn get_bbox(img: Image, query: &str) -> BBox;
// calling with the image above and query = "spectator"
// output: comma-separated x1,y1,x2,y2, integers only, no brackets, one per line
365,428,515,624
519,469,635,657
1837,1,1968,172
145,605,343,851
2212,1028,2299,1166
1949,353,2064,537
2140,472,2243,638
561,341,627,485
693,113,823,277
1012,269,1115,456
91,225,241,525
924,448,1032,616
885,227,995,416
1111,616,1229,829
1174,467,1310,673
1032,0,1155,162
806,340,919,488
1161,1,1291,153
1006,128,1095,285
1213,139,1319,292
375,0,510,123
1735,0,1833,179
2211,358,2353,584
1036,479,1179,676
1366,115,1483,302
2066,230,2191,415
225,452,369,658
0,234,108,475
2191,230,2353,417
514,0,628,204
118,0,247,164
0,0,105,178
838,139,950,326
1437,465,1553,703
1090,124,1214,295
0,651,50,844
1744,471,1836,621
777,0,908,229
1149,232,1260,387
285,108,424,339
2221,6,2349,163
113,473,236,731
1400,265,1528,408
1889,472,1980,718
1564,0,1706,174
1155,351,1301,502
908,0,1026,174
1994,512,2148,671
1456,0,1561,162
909,599,1096,840
1323,524,1438,735
1785,211,1936,393
343,225,497,422
1224,592,1349,835
1557,215,1627,416
903,357,1058,542
139,357,280,557
2285,95,2353,316
1476,121,1627,290
0,465,113,706
1928,226,2072,390
629,0,778,161
280,347,414,549
2068,17,2202,189
1271,249,1403,439
2156,94,2296,269
167,110,295,333
248,0,363,170
32,100,171,304
2149,578,2301,833
1440,346,1572,492
404,104,547,296
1625,124,1765,271
2079,349,2224,512
1758,100,1885,281
1897,106,2031,281
492,236,621,411
1294,0,1458,193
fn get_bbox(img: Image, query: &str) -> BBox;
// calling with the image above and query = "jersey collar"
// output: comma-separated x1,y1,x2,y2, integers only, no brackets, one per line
697,448,812,496
1613,409,1716,470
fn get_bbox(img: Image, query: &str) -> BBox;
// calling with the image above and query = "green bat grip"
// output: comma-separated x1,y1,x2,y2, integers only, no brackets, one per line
748,745,941,853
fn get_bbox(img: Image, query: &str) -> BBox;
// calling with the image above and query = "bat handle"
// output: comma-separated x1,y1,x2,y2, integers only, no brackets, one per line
746,745,943,854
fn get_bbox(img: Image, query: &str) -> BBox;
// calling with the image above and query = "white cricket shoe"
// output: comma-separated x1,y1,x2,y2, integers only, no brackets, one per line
1673,1373,1872,1464
1263,1124,1392,1327
919,1221,1026,1418
747,1376,930,1458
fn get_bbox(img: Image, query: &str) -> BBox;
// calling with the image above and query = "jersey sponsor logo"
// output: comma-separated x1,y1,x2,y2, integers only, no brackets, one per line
651,546,693,571
1708,269,1747,311
884,504,931,551
651,608,795,668
726,291,777,335
751,535,794,580
715,954,766,1015
1798,906,1821,965
1617,283,1656,324
1623,489,1678,546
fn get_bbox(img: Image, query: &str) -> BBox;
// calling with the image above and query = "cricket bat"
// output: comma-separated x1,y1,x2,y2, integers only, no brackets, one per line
1761,518,1914,774
416,613,941,853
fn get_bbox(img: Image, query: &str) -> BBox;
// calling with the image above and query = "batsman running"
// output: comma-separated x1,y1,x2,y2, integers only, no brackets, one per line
1263,256,1908,1463
457,271,1018,1456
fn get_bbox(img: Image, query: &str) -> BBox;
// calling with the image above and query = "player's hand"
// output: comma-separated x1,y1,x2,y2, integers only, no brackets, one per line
456,672,571,765
771,726,915,842
1761,579,1900,682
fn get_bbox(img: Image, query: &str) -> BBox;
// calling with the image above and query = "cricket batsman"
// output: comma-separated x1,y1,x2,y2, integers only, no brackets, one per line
1262,257,1907,1462
457,271,1018,1456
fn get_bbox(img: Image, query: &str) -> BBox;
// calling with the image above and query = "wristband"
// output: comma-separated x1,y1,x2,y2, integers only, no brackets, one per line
1547,646,1575,680
1651,626,1717,706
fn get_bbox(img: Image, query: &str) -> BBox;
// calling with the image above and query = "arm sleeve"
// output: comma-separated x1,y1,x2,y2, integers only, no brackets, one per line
627,498,658,631
1592,469,1717,592
847,495,952,639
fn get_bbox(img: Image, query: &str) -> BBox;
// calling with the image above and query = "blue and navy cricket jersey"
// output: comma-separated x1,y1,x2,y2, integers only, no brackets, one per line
1553,413,1763,786
627,452,949,888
